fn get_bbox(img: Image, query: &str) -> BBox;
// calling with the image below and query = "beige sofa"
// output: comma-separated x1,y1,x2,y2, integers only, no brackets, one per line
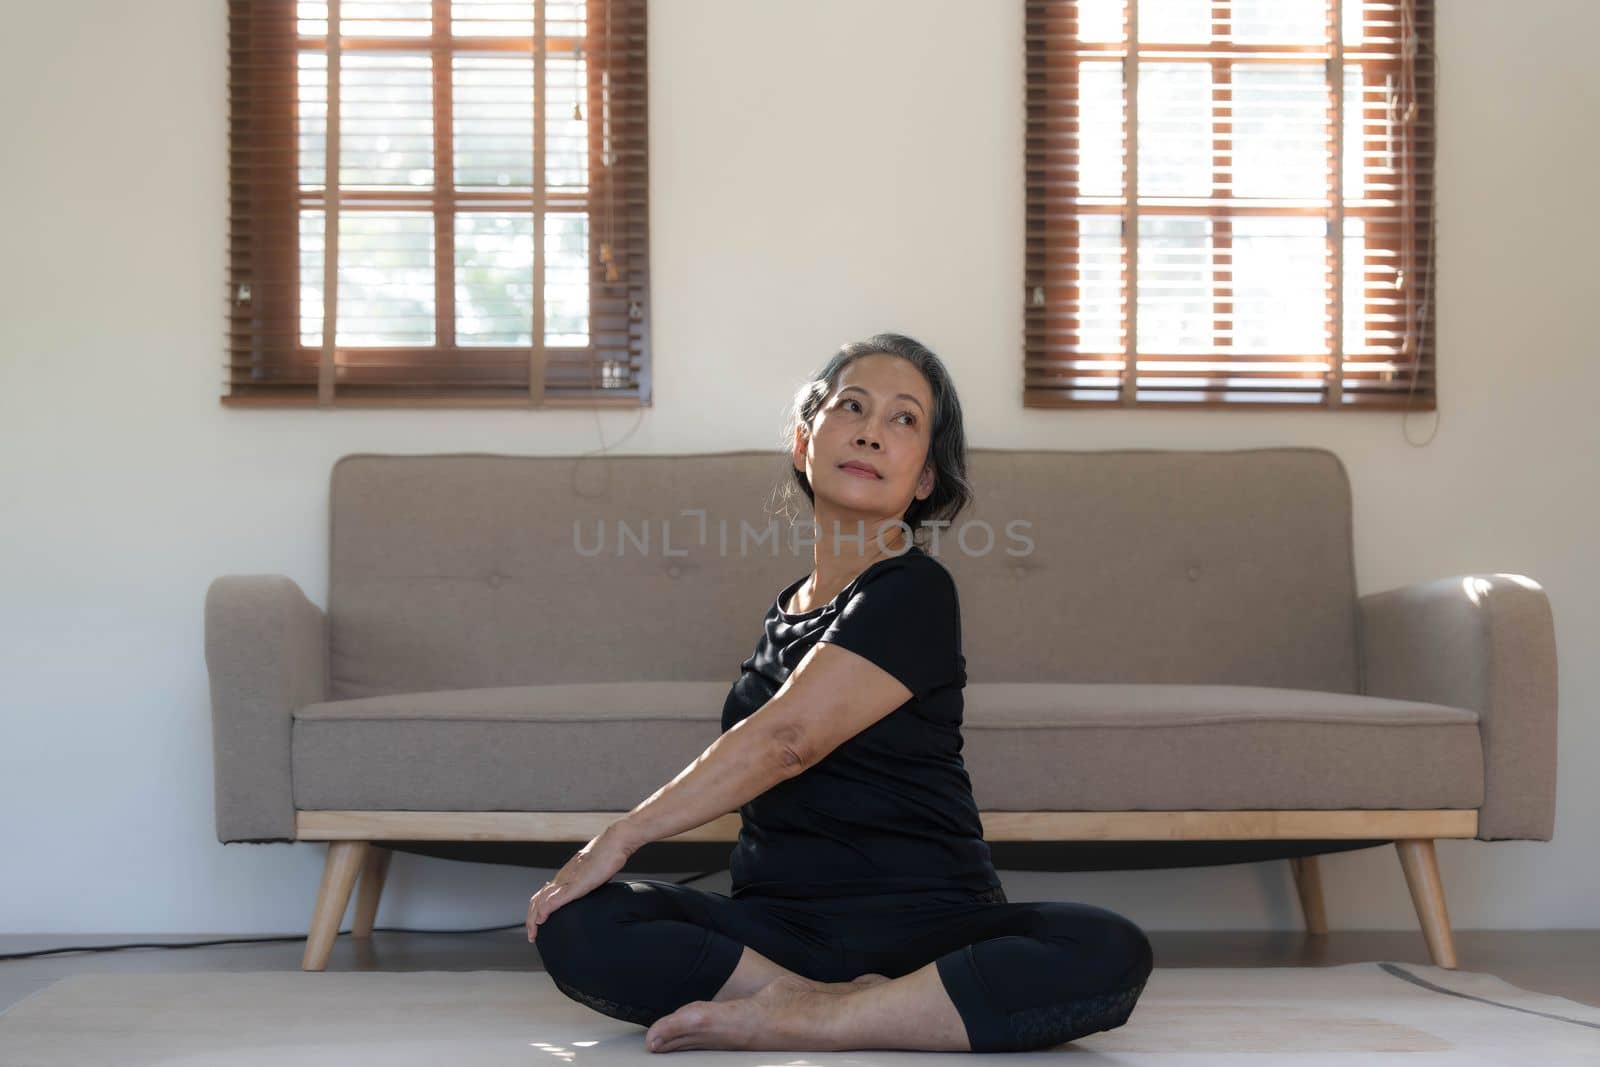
204,448,1559,972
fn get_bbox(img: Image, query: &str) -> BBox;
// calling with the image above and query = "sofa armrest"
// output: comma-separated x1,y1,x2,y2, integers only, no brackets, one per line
205,575,328,844
1358,573,1558,841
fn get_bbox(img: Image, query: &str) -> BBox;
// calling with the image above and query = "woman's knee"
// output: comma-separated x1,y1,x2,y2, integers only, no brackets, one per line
1008,910,1152,1051
1092,909,1154,989
533,880,634,980
1036,902,1154,990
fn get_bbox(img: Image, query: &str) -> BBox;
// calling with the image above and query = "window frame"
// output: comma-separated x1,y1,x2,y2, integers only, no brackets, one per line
224,0,651,408
1023,0,1437,410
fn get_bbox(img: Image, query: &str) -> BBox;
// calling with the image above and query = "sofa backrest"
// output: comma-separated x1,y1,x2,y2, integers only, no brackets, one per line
327,448,1359,700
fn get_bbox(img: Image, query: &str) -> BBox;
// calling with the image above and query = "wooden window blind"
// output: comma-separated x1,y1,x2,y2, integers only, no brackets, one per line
1024,0,1435,409
225,0,649,407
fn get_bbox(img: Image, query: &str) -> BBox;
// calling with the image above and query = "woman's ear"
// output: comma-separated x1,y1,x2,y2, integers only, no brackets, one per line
791,423,808,474
917,461,936,500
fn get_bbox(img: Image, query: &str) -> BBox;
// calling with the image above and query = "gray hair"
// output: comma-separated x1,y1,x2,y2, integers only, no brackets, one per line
776,332,973,548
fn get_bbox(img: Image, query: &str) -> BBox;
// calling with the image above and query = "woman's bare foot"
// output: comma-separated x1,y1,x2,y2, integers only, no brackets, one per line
774,972,891,995
817,972,892,994
645,974,844,1053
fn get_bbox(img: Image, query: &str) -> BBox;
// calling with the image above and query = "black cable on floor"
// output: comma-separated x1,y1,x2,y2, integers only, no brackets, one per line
0,870,724,962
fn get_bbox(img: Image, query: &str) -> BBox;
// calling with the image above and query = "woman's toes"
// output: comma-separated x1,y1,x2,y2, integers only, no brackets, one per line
646,1002,709,1050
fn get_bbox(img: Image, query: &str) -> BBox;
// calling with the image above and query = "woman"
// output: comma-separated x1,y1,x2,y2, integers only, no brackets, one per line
528,333,1154,1053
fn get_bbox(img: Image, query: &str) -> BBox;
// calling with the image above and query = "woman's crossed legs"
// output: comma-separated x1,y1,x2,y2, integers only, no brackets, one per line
534,878,1154,1053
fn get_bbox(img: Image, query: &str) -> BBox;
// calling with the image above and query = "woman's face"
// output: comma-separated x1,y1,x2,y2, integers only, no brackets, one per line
794,353,936,527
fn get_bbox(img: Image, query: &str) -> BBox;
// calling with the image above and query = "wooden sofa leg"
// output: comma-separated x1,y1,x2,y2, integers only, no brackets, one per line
1395,838,1458,970
1289,855,1329,934
351,846,393,939
303,840,369,972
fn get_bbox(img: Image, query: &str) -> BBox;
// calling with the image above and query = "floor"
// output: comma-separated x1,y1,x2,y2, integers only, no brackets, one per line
3,929,1598,1017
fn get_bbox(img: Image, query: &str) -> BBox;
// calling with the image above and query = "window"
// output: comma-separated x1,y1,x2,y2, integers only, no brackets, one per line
225,0,649,407
1024,0,1436,409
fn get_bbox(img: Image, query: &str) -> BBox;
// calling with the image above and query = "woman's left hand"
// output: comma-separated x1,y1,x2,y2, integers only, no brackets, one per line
527,822,641,942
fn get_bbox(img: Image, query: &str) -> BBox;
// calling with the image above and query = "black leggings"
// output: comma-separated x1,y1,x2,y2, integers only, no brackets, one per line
534,879,1154,1053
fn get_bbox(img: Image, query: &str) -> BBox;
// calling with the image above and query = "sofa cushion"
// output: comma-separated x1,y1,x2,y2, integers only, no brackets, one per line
960,683,1482,811
291,682,1482,814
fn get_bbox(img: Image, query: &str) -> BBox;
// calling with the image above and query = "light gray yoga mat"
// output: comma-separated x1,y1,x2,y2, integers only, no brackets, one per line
2,961,1597,1064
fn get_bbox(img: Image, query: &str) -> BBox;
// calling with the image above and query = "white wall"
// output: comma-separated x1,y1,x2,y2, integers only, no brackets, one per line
2,0,1595,937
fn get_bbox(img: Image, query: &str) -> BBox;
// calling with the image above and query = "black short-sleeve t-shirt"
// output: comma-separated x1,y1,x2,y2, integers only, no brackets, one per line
719,545,1002,900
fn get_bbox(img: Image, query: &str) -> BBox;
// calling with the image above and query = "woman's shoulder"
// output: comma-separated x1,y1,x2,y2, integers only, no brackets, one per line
773,545,958,622
855,546,960,608
877,545,957,583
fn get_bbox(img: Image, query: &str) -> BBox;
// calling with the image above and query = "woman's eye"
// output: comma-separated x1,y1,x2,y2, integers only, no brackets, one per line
837,397,911,425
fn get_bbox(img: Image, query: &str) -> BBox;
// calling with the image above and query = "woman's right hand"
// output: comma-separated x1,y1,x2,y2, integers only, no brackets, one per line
527,822,640,941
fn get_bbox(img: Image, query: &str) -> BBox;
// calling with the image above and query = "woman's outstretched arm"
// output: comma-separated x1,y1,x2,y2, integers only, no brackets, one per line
613,643,912,851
